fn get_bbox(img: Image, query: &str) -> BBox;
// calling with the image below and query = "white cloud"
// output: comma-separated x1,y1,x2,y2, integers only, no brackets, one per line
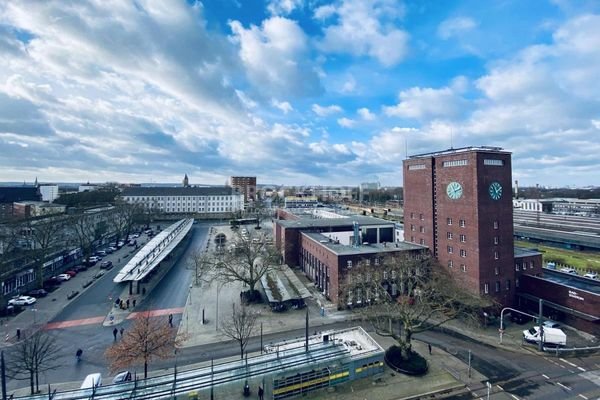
592,119,600,129
357,107,376,121
272,99,293,114
267,0,303,15
384,84,466,120
314,4,337,20
316,0,409,67
438,17,477,40
229,16,321,97
312,103,343,116
341,76,357,93
337,117,355,128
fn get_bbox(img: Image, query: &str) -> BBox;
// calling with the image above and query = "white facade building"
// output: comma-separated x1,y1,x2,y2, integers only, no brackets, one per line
79,184,99,192
39,184,59,202
513,199,542,212
121,187,244,214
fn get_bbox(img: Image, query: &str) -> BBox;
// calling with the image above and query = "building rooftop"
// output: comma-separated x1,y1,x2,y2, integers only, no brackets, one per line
121,186,239,197
540,269,600,295
302,232,426,256
0,186,40,203
276,215,394,229
514,246,543,258
409,146,510,159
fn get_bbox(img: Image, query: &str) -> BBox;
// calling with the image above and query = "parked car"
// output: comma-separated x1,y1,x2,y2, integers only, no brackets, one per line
105,247,115,254
73,265,88,272
131,233,140,239
65,270,77,277
96,250,107,257
543,320,560,329
100,261,113,270
88,256,101,263
56,274,71,281
559,267,577,275
26,288,48,298
583,272,598,280
8,296,37,306
94,270,106,279
117,241,125,248
112,371,132,384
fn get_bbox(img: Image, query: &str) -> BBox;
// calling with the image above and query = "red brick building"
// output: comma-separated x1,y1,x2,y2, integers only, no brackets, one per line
229,176,257,203
403,147,530,305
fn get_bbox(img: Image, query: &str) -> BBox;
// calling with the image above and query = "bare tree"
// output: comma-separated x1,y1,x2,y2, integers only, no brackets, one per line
341,253,488,360
220,303,259,359
105,313,185,378
26,217,67,288
201,230,281,302
110,202,138,244
6,330,62,395
69,213,97,265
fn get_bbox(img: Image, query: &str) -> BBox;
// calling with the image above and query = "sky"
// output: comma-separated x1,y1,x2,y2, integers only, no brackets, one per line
0,0,599,187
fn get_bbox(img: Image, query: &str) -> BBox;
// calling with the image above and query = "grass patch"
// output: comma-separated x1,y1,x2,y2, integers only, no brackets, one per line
515,240,600,273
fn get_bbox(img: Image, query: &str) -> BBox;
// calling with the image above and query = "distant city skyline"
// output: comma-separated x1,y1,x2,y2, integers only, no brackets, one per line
1,1,599,186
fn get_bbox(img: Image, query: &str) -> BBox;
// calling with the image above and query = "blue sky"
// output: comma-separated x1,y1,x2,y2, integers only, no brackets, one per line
0,0,599,187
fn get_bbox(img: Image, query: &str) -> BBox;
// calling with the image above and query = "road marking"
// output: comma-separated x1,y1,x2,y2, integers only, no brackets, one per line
578,394,588,400
560,358,578,368
127,307,184,319
577,367,587,372
510,394,519,400
557,382,571,391
497,385,504,391
542,374,550,379
45,316,105,330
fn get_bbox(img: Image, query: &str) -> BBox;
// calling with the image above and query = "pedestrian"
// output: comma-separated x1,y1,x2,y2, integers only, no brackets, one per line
16,328,20,341
126,299,130,309
120,327,124,337
168,314,173,327
133,299,137,308
428,343,432,355
258,385,264,400
113,327,118,340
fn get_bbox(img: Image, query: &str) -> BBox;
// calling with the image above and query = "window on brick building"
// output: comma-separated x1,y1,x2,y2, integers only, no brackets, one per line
447,217,453,225
374,258,380,266
410,236,415,242
410,212,414,219
460,234,466,242
530,261,534,269
494,267,499,275
347,260,353,269
460,249,467,257
419,213,424,220
495,281,500,292
506,280,511,290
459,219,465,227
494,236,499,245
493,221,499,229
410,224,415,231
461,264,466,272
447,246,453,254
447,232,453,239
448,260,453,268
420,226,425,233
365,259,370,266
484,283,489,294
494,251,499,260
420,238,425,245
515,263,520,271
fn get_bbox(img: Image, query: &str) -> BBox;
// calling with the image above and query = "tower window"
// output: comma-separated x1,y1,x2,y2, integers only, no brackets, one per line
448,260,453,268
420,238,425,245
493,221,499,229
494,251,499,260
447,232,453,240
461,264,466,272
459,219,466,227
460,249,467,257
447,246,454,254
447,218,453,225
515,263,520,271
410,224,415,231
494,267,499,275
419,213,424,220
494,236,499,245
419,226,425,233
484,283,489,294
460,234,466,243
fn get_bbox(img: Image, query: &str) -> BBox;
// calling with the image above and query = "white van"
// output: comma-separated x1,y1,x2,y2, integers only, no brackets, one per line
80,373,102,390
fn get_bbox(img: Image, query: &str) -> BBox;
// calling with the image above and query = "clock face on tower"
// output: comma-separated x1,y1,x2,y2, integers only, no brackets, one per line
489,181,503,200
446,181,463,200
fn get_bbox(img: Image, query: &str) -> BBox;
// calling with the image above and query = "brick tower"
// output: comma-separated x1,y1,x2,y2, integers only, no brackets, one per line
403,146,515,305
